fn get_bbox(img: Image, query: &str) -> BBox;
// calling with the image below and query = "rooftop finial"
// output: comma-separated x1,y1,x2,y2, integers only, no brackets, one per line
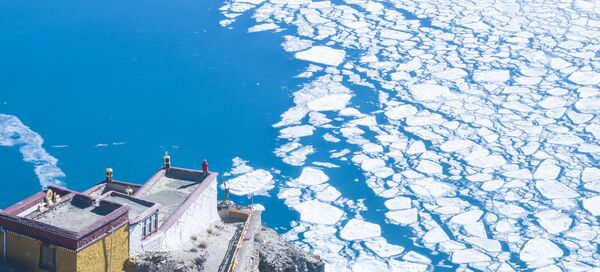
106,168,113,181
164,151,171,169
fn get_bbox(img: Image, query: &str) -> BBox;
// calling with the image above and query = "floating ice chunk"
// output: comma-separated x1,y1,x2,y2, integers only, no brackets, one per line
402,251,431,264
582,167,600,182
502,169,532,179
389,260,429,272
497,203,528,219
307,94,352,111
535,265,562,272
575,98,600,113
582,196,600,216
451,249,491,264
565,224,597,241
351,256,388,272
361,158,394,178
519,239,563,262
433,68,467,80
533,160,561,180
223,170,274,196
340,219,381,240
386,208,418,225
282,35,312,52
280,125,314,138
481,179,504,191
295,200,343,225
586,124,600,139
406,141,425,155
535,180,579,199
416,160,443,175
0,114,65,188
473,70,510,82
423,226,450,244
316,185,341,202
467,155,506,168
295,46,346,66
227,157,254,175
440,140,475,152
248,23,279,32
409,178,453,197
538,97,566,109
535,210,572,234
312,162,340,168
449,210,483,225
504,101,533,112
365,237,404,258
385,105,418,120
409,84,450,101
380,29,413,40
547,134,583,145
568,71,600,85
384,197,412,210
297,167,329,186
464,237,501,252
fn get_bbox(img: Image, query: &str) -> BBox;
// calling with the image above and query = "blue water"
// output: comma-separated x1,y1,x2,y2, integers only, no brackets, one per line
0,0,304,226
0,0,463,270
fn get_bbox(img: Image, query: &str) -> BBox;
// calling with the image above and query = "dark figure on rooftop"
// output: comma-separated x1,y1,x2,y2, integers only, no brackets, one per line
202,160,209,176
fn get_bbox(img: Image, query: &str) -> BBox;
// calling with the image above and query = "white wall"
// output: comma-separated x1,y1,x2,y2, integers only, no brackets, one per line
156,182,219,251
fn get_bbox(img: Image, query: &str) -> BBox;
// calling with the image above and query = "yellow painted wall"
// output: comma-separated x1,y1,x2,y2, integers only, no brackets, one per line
2,224,129,272
76,224,129,272
5,232,40,270
56,247,76,272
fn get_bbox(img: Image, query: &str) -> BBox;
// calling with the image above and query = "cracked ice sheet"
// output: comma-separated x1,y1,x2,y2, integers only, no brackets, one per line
220,0,600,270
0,114,65,188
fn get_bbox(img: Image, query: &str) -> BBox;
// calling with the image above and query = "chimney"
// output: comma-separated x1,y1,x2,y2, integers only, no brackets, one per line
163,151,171,169
106,168,113,182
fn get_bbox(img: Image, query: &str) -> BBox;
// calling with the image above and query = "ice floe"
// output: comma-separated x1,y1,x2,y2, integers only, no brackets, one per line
295,46,346,66
297,167,329,186
295,200,343,225
340,219,381,241
0,114,65,188
220,0,600,269
223,169,274,196
519,239,563,262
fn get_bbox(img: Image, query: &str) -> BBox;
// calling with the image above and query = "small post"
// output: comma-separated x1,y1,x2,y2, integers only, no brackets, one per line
202,160,209,176
163,151,171,169
106,168,113,182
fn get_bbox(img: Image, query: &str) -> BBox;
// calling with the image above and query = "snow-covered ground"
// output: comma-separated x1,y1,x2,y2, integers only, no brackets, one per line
220,0,600,271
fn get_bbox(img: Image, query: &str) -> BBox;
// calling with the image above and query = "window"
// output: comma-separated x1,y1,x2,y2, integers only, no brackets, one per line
39,244,56,271
142,213,158,238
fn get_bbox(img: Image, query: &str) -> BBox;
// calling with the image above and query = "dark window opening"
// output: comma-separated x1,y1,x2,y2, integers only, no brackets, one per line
39,244,56,271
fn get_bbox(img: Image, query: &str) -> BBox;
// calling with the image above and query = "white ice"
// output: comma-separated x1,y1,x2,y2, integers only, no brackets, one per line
519,239,563,262
297,167,330,186
0,114,65,188
295,46,346,66
340,219,381,240
294,200,343,225
223,169,274,196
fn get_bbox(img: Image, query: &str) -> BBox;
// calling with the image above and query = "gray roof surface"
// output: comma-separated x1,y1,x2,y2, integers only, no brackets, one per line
34,201,112,232
139,172,202,225
104,194,153,221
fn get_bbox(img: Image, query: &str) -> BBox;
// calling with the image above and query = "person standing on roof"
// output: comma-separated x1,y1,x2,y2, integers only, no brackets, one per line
202,160,209,176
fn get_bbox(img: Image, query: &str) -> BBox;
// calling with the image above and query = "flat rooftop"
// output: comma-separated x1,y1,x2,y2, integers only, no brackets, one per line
33,200,114,232
103,194,154,221
139,169,205,225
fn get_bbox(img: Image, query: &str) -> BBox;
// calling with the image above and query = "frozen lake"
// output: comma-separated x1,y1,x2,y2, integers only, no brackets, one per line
1,0,600,271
